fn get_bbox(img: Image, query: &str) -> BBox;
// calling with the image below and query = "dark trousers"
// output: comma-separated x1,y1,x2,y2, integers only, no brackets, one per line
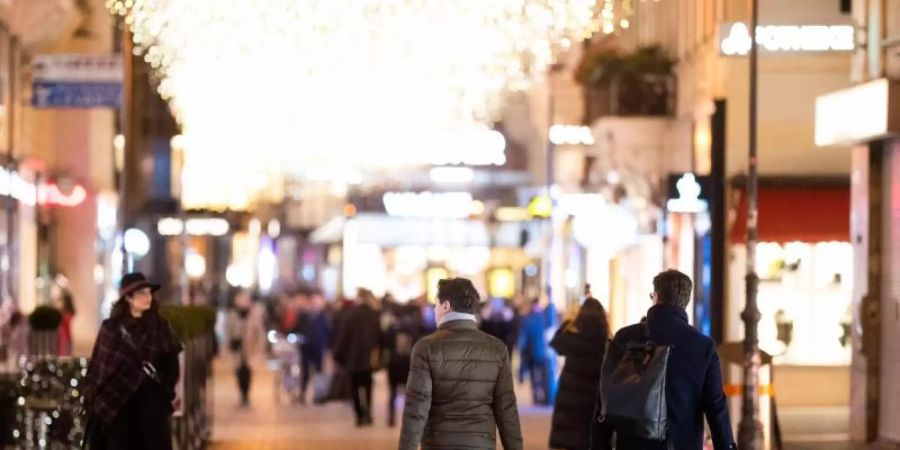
236,360,252,404
387,382,403,427
104,380,172,450
530,361,553,406
387,362,409,427
350,370,373,425
300,352,323,401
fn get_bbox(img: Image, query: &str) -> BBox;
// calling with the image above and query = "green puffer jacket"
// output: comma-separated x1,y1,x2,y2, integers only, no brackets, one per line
398,319,523,450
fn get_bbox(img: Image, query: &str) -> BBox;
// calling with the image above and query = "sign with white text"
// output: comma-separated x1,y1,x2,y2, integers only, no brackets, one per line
719,23,854,56
32,54,123,108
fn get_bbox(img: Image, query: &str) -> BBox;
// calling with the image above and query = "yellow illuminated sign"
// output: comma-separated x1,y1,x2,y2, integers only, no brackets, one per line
528,195,552,218
488,268,516,298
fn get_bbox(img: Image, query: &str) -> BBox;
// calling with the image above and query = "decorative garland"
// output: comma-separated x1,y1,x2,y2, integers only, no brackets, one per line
13,357,89,448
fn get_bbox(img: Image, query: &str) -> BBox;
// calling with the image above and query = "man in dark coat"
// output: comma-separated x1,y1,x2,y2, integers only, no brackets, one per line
549,297,609,450
591,270,736,450
295,289,332,404
333,288,382,426
382,303,421,427
399,278,522,450
480,298,516,357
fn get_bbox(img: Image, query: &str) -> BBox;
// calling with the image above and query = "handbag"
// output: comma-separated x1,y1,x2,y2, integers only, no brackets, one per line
312,372,333,404
599,323,673,447
119,325,161,384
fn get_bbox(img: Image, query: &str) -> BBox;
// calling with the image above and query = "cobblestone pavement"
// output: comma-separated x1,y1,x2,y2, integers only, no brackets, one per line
209,359,868,450
209,358,552,449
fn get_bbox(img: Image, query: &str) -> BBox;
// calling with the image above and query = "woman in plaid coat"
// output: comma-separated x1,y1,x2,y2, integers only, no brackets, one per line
84,273,183,450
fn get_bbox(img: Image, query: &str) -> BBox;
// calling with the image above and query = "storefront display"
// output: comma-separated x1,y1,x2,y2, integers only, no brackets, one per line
729,181,852,367
752,241,853,366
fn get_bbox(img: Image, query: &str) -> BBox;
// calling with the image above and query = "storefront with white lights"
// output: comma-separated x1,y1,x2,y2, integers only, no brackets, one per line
312,186,539,303
547,192,659,331
137,213,239,306
816,77,900,440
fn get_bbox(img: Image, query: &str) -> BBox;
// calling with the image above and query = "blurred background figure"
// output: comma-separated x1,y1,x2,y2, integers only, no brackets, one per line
548,295,610,450
333,288,383,427
518,297,557,406
54,290,76,357
226,289,267,406
381,301,422,427
481,297,516,357
295,288,332,405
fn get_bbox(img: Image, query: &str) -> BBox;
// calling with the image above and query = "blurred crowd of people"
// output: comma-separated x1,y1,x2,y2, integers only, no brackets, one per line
222,286,568,426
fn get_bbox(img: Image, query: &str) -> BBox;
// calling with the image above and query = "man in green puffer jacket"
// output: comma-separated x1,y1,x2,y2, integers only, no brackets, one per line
398,278,523,450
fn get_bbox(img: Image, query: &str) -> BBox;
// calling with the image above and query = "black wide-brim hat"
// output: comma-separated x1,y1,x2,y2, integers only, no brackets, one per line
118,272,161,300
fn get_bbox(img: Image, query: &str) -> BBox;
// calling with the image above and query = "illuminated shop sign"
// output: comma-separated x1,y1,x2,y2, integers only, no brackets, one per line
382,191,474,219
719,23,854,56
549,125,595,146
815,78,900,146
0,168,87,207
666,173,710,213
157,217,230,236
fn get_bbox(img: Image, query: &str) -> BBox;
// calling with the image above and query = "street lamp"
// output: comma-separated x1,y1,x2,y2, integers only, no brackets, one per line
738,0,765,449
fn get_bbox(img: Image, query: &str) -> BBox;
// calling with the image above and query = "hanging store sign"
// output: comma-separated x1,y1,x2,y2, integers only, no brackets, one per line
666,173,710,213
815,79,900,146
32,54,123,108
719,23,854,56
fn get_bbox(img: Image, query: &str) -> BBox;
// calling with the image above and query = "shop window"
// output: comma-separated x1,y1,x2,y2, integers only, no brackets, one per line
755,241,852,366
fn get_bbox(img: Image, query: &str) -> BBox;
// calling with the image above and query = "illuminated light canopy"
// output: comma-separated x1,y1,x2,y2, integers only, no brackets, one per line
720,23,854,56
157,217,230,236
105,0,598,210
550,124,595,146
429,166,475,184
383,191,474,219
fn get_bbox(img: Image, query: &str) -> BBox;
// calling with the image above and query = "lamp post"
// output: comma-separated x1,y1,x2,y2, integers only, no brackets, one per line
738,0,765,448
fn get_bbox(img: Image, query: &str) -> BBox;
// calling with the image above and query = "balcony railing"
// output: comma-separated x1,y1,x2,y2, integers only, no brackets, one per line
583,73,676,124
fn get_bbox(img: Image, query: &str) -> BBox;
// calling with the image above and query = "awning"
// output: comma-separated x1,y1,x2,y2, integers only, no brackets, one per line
730,185,850,243
310,213,536,247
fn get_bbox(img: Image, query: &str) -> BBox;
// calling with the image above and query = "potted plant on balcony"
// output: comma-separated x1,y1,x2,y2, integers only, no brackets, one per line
577,42,676,121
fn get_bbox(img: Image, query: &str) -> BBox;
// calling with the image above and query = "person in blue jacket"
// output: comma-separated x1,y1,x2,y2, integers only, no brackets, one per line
518,298,557,405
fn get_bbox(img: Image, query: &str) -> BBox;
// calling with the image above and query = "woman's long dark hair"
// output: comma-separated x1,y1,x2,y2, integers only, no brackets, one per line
574,297,610,343
110,293,161,320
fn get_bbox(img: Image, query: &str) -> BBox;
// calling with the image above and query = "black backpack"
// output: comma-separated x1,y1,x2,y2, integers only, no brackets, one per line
599,323,672,444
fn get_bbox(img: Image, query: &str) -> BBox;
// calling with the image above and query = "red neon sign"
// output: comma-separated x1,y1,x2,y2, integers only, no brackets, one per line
37,182,87,207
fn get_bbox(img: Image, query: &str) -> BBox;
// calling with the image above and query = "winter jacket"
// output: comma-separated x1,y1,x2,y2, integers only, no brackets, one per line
591,304,735,450
549,298,609,450
398,319,523,450
84,313,182,426
225,304,266,366
333,303,382,372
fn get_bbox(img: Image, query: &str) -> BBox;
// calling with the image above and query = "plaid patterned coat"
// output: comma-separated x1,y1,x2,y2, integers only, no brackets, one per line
84,312,182,425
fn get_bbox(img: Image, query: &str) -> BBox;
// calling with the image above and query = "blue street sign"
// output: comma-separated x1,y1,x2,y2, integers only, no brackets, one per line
31,54,123,109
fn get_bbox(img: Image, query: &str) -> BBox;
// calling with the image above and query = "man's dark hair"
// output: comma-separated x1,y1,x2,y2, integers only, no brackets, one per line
437,278,479,314
652,269,693,309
